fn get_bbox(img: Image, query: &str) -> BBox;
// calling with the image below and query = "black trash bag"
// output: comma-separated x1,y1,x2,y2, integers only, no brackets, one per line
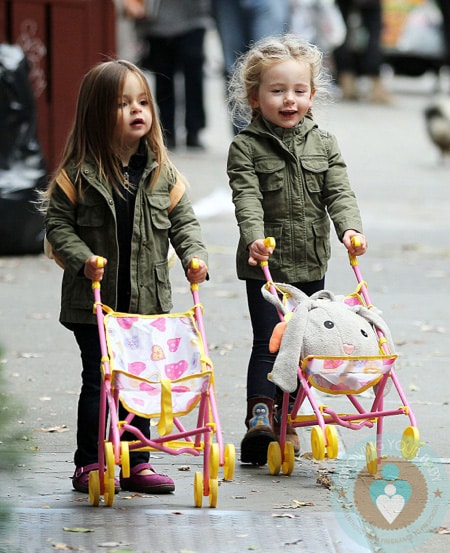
0,44,47,255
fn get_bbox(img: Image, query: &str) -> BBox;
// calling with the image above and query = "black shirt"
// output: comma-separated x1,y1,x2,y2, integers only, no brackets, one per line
113,145,147,312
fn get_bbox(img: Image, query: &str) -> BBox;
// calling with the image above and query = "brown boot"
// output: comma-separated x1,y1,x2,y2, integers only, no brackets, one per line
338,72,358,101
368,77,392,104
240,397,276,466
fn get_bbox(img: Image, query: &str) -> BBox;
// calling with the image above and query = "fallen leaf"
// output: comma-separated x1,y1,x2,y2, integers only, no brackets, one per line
97,541,132,548
316,473,331,489
52,543,79,551
16,352,42,358
284,539,303,546
273,499,315,509
38,425,69,433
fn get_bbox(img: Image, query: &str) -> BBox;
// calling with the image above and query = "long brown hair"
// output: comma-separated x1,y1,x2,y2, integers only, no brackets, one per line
44,59,171,201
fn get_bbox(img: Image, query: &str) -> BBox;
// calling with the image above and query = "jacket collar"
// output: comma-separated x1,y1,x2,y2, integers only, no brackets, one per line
244,115,318,141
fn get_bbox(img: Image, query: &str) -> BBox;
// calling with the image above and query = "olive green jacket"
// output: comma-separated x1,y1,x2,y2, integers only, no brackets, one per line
45,148,207,325
227,116,363,283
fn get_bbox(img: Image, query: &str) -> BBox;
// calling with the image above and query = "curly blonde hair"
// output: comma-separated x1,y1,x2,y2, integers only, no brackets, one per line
227,34,331,127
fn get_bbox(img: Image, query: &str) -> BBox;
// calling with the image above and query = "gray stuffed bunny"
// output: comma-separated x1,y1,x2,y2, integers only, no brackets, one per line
262,284,394,393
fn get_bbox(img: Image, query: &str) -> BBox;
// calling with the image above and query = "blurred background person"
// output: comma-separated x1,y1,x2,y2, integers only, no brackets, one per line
212,0,289,82
436,0,450,70
212,0,290,132
124,0,212,149
333,0,391,103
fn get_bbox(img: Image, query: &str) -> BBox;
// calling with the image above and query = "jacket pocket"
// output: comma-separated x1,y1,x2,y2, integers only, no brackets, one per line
63,273,93,310
155,261,172,312
76,199,106,227
254,157,285,192
311,216,331,265
300,155,328,193
147,193,171,230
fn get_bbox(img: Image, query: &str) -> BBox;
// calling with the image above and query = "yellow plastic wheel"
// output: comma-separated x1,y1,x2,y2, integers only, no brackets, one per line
311,427,326,461
401,426,420,460
209,478,219,508
120,441,130,478
366,442,378,475
223,443,236,481
88,470,100,507
104,441,115,479
326,426,339,459
103,476,115,507
281,442,295,475
267,441,282,475
209,443,220,480
194,472,203,508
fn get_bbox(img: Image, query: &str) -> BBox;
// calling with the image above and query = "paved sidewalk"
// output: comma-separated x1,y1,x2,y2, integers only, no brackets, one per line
1,31,450,553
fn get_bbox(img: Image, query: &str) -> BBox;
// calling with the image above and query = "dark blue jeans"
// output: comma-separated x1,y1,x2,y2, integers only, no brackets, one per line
245,278,324,400
71,323,150,469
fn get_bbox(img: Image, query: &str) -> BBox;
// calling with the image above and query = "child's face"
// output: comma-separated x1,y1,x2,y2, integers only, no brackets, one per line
250,59,315,128
114,72,152,153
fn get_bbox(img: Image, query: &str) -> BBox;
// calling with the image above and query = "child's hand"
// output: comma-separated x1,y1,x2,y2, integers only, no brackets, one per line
84,255,107,281
187,258,208,284
343,230,368,256
248,239,274,266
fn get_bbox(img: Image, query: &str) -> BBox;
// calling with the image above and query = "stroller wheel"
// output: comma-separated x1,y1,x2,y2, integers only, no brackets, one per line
209,443,220,480
194,472,203,508
120,442,130,478
103,476,116,507
325,426,339,459
88,470,101,506
366,442,378,475
267,441,282,475
401,426,420,459
209,478,218,508
281,442,295,475
223,443,236,481
311,427,325,461
104,441,115,479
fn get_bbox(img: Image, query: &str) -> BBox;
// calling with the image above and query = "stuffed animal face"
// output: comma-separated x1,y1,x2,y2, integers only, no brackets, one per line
264,285,395,393
300,300,380,358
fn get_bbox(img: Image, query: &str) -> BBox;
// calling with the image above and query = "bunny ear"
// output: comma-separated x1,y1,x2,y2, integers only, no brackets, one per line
352,305,396,354
261,282,309,315
261,284,288,315
267,301,313,392
311,290,336,302
276,283,309,304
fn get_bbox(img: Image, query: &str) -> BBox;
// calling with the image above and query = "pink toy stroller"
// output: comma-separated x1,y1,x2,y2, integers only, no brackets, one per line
260,238,420,477
89,258,235,508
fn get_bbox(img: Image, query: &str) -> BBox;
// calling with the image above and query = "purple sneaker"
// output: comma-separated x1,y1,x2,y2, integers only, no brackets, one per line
72,463,120,494
120,463,175,494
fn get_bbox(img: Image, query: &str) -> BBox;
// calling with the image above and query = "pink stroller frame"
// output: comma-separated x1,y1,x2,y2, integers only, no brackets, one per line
261,238,420,476
89,258,235,507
